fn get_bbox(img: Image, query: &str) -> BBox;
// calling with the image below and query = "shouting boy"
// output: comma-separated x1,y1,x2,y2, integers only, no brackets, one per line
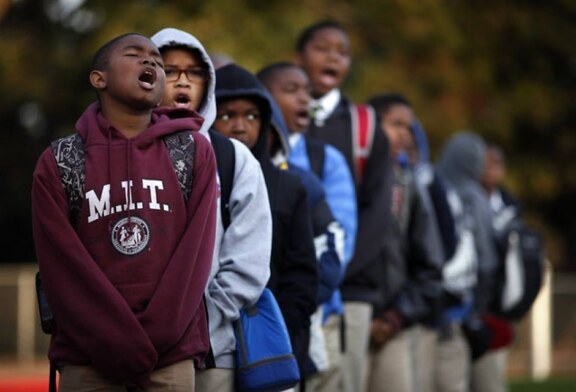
151,27,272,392
31,33,218,391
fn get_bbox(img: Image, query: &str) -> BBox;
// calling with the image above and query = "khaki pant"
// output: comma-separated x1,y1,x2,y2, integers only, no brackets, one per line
413,326,438,392
58,360,195,392
470,348,508,392
341,302,372,392
306,314,344,392
435,324,470,392
195,367,234,392
367,327,414,392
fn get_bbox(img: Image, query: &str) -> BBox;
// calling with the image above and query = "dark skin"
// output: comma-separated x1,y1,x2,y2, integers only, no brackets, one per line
370,318,396,348
295,26,351,99
89,34,166,139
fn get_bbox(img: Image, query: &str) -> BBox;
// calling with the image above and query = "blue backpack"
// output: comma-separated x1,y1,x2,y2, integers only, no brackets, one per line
234,288,300,392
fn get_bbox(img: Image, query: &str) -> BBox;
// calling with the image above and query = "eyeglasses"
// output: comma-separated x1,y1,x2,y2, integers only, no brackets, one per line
164,67,208,83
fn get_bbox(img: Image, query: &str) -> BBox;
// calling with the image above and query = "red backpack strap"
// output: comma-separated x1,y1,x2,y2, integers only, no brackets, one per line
350,103,376,184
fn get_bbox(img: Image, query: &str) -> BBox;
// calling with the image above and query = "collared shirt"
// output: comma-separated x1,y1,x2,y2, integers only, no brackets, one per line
490,190,505,213
310,89,341,127
288,132,302,149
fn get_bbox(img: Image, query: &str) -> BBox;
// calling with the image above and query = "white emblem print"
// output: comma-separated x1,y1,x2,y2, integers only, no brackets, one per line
111,217,150,255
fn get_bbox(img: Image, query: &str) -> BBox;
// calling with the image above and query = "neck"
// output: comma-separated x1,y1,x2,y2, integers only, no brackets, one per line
312,91,325,100
101,103,152,139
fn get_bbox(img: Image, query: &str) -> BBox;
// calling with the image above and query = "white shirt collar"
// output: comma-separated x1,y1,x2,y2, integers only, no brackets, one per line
490,190,505,213
288,132,302,148
310,88,341,126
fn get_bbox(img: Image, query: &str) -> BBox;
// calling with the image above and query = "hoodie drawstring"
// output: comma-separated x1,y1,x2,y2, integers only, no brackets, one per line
126,140,133,225
106,129,134,232
108,129,113,233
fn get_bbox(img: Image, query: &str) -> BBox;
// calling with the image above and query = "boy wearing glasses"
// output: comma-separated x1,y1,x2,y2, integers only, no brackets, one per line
152,28,273,391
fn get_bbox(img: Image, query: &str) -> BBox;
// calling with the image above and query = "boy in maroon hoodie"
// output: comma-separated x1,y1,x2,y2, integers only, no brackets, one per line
31,33,218,391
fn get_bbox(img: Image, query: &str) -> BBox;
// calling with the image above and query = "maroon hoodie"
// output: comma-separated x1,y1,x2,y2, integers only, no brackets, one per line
31,102,217,388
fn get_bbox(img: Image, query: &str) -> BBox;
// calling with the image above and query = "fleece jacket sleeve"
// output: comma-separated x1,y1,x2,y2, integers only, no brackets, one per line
136,132,217,354
206,140,272,322
32,148,157,388
323,145,358,267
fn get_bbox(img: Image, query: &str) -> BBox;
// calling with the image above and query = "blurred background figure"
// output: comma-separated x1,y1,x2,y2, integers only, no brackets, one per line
209,52,234,70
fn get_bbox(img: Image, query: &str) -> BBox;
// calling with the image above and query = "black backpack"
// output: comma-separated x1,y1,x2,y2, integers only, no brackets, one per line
491,222,545,321
209,129,236,229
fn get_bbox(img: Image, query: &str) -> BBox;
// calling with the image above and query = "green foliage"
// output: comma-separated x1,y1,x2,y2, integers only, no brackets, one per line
510,377,576,392
1,0,575,266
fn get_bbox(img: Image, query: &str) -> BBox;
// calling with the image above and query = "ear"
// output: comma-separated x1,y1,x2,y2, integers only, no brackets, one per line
89,70,107,91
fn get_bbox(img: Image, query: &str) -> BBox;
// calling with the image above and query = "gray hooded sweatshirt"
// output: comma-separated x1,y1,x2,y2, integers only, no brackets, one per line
437,131,499,314
151,28,272,368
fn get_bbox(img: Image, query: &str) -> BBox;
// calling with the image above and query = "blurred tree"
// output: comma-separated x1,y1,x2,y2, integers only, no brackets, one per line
1,0,574,268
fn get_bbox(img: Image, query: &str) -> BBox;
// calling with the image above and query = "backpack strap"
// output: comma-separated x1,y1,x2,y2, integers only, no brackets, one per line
163,130,195,202
51,131,195,227
209,130,236,230
350,103,376,184
51,134,85,228
305,136,326,180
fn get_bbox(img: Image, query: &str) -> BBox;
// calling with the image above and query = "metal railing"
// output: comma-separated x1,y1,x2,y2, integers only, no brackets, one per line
0,261,565,378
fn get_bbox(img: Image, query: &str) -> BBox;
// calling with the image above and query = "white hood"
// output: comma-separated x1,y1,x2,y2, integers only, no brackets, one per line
151,27,216,140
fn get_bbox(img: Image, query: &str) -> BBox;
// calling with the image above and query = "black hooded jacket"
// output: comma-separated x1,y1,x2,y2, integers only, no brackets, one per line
214,64,319,358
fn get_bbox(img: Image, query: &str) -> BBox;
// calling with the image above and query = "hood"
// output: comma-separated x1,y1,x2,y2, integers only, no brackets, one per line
437,131,486,187
215,63,272,162
267,91,291,161
151,27,216,140
76,102,204,147
409,118,433,184
410,118,429,164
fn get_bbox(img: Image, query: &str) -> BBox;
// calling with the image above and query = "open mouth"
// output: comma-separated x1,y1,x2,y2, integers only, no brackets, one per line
321,67,339,78
138,69,156,89
296,109,310,119
173,93,192,109
294,109,311,129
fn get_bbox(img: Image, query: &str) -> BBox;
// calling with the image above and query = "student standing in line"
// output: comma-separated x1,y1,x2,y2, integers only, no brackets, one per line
408,119,476,392
213,63,319,389
257,61,357,391
267,90,345,385
32,33,218,391
295,20,392,392
436,131,501,391
151,28,273,392
471,144,518,392
366,93,443,392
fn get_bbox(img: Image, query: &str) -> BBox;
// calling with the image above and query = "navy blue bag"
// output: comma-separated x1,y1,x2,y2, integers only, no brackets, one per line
234,288,300,392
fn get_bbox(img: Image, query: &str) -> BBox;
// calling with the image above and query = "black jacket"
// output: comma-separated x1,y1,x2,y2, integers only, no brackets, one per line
374,165,443,327
307,96,392,304
215,64,319,367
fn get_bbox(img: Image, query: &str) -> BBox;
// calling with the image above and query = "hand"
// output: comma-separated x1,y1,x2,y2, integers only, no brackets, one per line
370,318,394,349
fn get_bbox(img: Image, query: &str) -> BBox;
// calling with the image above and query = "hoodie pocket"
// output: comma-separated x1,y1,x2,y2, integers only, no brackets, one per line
115,281,157,313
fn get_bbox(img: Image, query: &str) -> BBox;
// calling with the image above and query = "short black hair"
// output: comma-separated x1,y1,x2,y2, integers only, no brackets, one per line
367,93,412,116
256,61,298,87
295,20,347,52
91,32,147,72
